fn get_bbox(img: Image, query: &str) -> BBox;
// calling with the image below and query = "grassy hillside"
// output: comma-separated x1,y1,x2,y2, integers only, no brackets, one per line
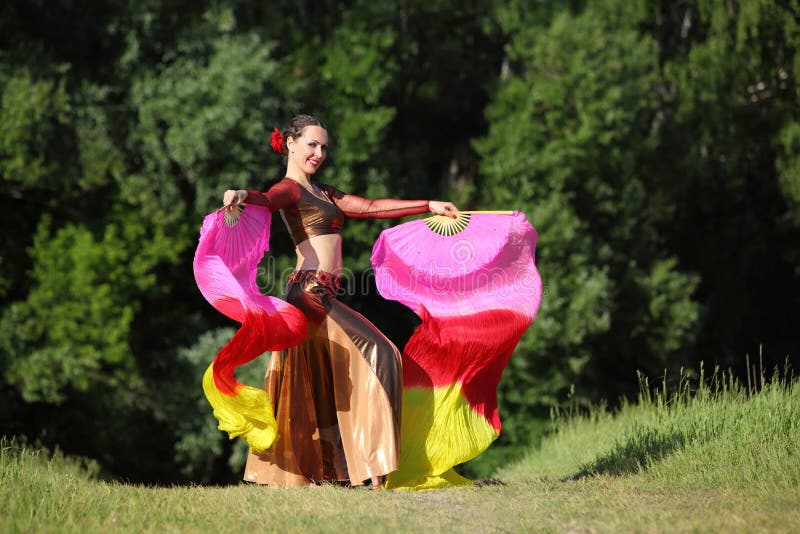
500,367,800,488
2,369,798,533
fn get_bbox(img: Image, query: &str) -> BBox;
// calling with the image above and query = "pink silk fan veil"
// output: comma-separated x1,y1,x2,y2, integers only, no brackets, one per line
193,205,307,453
371,211,542,490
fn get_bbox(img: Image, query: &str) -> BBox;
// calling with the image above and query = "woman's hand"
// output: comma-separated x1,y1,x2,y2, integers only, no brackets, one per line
428,200,459,218
223,189,247,210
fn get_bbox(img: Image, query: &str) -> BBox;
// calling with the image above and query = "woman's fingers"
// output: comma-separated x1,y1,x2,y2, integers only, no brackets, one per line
223,189,245,210
429,200,459,218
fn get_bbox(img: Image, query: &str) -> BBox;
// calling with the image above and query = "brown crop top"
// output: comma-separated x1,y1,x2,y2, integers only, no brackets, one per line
245,178,430,246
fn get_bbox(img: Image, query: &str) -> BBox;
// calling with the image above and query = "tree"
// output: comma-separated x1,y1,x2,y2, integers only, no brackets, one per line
653,0,800,366
474,3,700,442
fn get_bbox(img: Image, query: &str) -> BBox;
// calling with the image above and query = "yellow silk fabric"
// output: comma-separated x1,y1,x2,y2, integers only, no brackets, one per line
386,384,499,491
202,363,277,453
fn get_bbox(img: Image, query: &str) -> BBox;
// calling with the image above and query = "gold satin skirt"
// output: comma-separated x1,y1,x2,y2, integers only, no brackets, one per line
243,271,402,486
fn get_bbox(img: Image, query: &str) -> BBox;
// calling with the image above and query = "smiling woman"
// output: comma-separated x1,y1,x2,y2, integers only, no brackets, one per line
213,114,458,489
280,115,328,173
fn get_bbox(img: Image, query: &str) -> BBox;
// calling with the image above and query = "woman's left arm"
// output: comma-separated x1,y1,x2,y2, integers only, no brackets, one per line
323,185,458,219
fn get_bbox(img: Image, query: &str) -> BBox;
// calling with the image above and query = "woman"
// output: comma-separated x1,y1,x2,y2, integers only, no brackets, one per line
222,114,457,488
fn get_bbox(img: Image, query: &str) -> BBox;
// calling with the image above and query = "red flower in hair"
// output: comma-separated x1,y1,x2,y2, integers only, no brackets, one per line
270,127,285,154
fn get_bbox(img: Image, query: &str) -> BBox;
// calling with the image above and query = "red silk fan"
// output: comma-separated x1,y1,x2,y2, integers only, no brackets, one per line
371,211,542,490
194,205,307,452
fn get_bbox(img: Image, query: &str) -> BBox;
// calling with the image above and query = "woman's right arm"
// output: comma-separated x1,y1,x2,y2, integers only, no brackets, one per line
223,179,301,212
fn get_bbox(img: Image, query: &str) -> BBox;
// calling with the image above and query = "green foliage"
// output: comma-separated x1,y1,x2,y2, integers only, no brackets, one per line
312,2,400,263
652,0,800,362
776,121,800,240
146,325,279,481
475,5,701,441
0,66,72,190
1,211,179,403
127,18,284,218
73,83,126,191
165,328,233,481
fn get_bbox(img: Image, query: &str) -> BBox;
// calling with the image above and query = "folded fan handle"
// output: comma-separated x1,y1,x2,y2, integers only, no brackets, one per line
459,210,515,215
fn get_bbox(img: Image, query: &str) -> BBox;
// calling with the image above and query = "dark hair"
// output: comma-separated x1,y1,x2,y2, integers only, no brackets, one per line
281,114,327,158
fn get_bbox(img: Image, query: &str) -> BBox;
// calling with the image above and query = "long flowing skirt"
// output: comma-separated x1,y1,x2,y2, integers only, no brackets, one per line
243,271,402,486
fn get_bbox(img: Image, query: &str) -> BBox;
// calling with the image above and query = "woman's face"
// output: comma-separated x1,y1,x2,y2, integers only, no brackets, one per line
288,125,328,175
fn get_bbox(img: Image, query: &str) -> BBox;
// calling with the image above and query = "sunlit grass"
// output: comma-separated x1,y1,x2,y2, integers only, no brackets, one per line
2,366,799,533
498,365,800,491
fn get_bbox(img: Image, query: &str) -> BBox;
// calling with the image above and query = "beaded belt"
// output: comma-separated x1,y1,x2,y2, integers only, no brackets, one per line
287,270,342,296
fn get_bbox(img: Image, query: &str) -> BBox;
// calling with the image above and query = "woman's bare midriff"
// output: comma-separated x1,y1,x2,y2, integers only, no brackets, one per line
293,233,343,275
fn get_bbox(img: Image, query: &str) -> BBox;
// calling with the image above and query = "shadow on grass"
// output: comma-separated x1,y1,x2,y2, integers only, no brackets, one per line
474,478,506,487
566,429,690,480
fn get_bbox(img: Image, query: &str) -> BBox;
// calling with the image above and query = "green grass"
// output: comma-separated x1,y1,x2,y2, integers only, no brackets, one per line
3,368,799,533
